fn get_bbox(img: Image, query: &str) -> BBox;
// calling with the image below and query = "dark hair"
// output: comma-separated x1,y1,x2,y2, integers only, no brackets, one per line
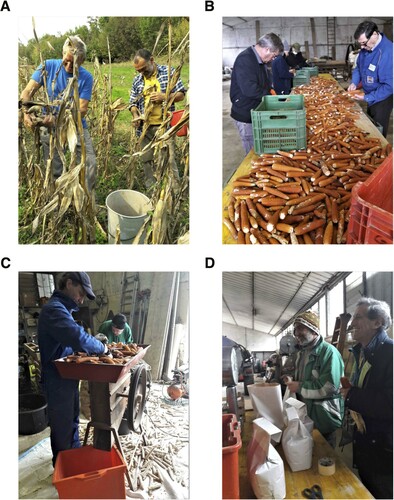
354,21,379,40
112,313,127,329
134,48,152,62
356,297,392,329
58,272,81,290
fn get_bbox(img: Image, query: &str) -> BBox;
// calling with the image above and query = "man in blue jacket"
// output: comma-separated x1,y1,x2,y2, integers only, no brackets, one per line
347,21,393,137
341,297,393,499
230,33,283,154
38,272,107,466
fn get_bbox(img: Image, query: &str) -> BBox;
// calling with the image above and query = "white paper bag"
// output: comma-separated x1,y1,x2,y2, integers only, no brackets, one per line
248,443,286,499
282,407,313,472
253,417,283,445
248,383,285,429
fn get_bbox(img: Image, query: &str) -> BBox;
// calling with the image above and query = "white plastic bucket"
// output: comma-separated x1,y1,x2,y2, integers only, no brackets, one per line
106,190,152,244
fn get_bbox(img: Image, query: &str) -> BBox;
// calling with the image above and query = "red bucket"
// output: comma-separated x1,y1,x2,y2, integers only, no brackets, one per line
170,109,188,137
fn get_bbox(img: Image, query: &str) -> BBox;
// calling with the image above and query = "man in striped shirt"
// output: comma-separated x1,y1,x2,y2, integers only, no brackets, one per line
129,49,186,189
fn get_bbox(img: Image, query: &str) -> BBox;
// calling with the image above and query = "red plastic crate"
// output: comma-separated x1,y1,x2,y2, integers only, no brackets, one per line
347,152,393,244
222,414,242,499
53,446,127,499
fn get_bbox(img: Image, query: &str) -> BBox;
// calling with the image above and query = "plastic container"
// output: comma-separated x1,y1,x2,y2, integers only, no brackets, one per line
293,69,311,87
222,414,242,499
19,393,48,435
170,109,188,137
251,95,307,154
106,190,152,244
302,66,319,76
347,152,393,244
53,445,127,499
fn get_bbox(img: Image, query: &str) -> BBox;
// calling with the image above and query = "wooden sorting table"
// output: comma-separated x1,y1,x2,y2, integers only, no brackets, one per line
222,75,389,244
238,410,373,499
278,429,373,499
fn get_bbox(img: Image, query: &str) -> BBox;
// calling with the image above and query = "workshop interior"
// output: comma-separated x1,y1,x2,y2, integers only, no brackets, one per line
222,271,393,499
222,17,393,245
18,271,189,499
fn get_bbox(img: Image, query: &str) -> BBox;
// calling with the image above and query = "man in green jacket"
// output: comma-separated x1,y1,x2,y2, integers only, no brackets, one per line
97,313,133,344
285,310,344,447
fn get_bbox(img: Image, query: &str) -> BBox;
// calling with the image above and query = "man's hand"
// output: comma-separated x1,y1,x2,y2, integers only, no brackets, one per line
41,114,56,128
95,333,109,344
347,83,357,91
150,92,166,103
340,376,352,399
23,112,36,131
286,380,300,393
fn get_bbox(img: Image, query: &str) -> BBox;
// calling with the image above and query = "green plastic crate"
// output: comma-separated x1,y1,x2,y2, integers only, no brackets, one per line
293,69,311,87
302,66,319,76
251,95,307,154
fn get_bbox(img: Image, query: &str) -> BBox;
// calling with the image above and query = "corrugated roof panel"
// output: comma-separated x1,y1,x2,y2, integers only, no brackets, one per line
223,272,349,335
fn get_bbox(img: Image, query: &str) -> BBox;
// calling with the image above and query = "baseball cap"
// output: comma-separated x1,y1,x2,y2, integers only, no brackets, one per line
292,42,301,51
67,272,96,300
294,310,320,335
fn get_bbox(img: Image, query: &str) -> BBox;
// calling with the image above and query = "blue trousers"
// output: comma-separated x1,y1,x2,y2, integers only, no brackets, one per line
43,376,81,466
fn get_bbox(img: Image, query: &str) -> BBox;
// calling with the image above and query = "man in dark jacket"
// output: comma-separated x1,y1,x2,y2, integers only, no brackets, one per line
38,272,107,466
230,33,283,154
341,297,393,499
285,42,309,70
272,40,296,95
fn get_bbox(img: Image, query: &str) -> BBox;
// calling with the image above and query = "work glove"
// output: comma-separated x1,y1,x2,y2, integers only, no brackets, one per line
95,333,109,344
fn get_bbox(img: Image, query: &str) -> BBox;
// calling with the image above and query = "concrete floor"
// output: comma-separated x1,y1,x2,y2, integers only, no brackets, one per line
222,77,393,187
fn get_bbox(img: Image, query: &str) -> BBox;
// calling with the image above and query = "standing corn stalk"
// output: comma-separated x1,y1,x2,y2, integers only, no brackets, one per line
130,19,190,244
20,25,97,243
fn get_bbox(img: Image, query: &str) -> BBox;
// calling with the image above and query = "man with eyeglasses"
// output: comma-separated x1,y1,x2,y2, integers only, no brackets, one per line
230,33,284,154
341,297,393,499
129,49,186,190
37,272,108,466
20,36,97,192
347,21,393,138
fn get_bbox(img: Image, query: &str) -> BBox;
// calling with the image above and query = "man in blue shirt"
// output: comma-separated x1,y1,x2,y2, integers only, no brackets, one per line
347,21,393,138
20,36,96,191
38,272,107,466
230,33,283,154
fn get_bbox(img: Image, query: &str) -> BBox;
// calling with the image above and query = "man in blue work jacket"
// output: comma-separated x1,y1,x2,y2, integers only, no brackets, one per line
38,272,107,466
347,20,393,137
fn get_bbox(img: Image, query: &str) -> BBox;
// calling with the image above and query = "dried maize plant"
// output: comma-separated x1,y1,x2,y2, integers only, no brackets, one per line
89,38,129,177
132,20,190,244
25,27,96,244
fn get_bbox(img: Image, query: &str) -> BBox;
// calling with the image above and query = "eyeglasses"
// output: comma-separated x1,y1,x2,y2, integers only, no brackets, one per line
359,33,373,47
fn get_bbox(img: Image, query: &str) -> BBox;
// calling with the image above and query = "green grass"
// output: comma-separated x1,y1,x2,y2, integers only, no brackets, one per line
86,60,189,127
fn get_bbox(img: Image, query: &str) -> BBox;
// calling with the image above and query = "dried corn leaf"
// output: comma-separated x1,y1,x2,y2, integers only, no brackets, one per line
54,163,82,192
66,114,78,153
32,196,59,233
73,182,85,213
57,188,73,219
